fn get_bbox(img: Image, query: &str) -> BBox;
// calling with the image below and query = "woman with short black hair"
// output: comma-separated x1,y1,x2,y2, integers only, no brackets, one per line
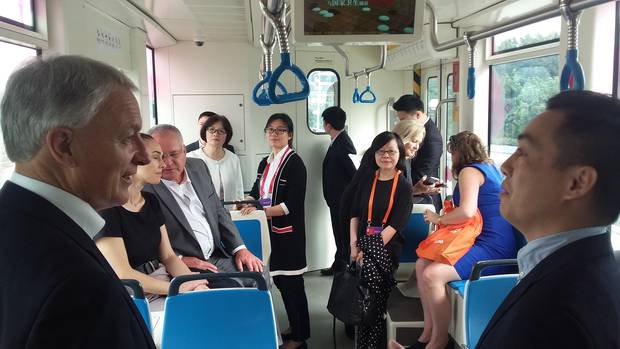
350,131,414,349
187,114,244,209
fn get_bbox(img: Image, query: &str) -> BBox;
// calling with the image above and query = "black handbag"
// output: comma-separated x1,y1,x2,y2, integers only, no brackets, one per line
327,262,378,326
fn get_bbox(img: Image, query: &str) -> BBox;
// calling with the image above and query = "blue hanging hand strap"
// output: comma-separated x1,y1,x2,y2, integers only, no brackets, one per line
352,88,360,103
358,71,377,104
560,48,585,91
267,53,310,104
359,86,377,103
352,76,360,103
467,66,476,99
252,71,288,106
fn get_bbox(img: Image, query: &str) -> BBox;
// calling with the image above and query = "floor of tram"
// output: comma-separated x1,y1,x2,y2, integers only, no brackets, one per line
272,270,354,348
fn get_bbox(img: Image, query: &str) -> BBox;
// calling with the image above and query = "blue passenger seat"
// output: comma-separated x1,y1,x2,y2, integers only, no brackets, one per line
394,203,435,282
161,272,278,349
230,210,271,264
122,279,152,332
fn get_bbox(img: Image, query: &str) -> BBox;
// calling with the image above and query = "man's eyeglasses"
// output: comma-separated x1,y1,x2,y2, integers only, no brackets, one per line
264,127,289,135
207,127,227,135
376,150,399,157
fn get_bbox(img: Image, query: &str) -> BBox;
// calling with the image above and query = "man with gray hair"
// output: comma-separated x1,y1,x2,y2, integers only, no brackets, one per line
0,56,156,348
144,124,263,282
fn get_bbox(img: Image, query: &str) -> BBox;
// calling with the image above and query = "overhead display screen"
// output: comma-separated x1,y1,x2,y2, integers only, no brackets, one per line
294,0,423,45
305,0,416,35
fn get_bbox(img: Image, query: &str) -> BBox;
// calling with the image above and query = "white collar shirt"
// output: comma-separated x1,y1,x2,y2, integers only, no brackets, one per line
162,172,215,259
10,172,104,238
260,146,291,214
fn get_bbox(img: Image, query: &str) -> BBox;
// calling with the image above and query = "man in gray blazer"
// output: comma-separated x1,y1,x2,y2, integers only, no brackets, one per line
144,125,262,278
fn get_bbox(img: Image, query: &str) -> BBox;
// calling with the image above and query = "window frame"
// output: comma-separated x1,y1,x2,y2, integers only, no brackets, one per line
484,19,562,165
306,67,341,135
613,2,620,98
0,0,35,31
488,16,562,57
487,53,560,162
146,45,158,125
0,0,48,49
426,75,439,123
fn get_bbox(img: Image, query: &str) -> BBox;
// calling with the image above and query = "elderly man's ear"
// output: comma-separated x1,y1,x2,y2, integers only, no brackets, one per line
563,165,597,201
45,127,78,167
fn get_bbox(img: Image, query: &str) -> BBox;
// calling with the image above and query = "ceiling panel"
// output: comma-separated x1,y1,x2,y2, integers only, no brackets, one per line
141,0,252,43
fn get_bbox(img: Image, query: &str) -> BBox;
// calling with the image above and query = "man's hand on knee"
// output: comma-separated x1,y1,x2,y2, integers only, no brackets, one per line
181,256,218,272
234,249,264,272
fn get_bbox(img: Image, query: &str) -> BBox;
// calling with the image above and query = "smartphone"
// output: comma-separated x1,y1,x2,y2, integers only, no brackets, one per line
423,176,447,187
422,176,440,185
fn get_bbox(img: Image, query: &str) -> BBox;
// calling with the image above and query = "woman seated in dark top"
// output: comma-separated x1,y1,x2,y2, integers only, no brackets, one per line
95,134,207,311
349,131,414,349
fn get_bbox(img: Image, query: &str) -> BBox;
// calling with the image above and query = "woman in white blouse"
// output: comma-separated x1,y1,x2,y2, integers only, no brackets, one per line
187,114,244,208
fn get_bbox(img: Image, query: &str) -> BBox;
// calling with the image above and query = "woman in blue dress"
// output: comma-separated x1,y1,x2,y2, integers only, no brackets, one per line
414,131,517,349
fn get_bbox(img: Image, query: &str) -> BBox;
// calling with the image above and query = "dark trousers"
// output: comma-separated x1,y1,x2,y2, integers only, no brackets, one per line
329,202,349,269
273,274,311,342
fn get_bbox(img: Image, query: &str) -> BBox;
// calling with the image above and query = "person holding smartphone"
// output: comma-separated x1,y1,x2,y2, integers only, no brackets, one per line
393,119,443,202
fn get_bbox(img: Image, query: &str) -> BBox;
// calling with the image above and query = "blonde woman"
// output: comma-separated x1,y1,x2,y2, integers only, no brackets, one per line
393,120,441,200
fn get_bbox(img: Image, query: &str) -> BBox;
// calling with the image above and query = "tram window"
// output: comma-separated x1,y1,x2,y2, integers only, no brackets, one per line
307,68,340,134
0,0,35,30
444,73,457,192
446,73,457,138
492,17,560,55
0,40,38,184
146,46,157,126
489,55,559,167
426,76,439,123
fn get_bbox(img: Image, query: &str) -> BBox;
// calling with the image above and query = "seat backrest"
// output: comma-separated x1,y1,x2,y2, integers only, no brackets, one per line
463,274,518,348
161,273,278,349
230,210,271,262
121,279,152,332
399,204,435,263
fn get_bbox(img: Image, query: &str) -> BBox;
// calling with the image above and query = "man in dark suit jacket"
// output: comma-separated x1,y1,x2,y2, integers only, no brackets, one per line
0,56,155,348
320,107,357,276
393,94,443,212
476,91,620,349
145,125,262,278
186,111,235,153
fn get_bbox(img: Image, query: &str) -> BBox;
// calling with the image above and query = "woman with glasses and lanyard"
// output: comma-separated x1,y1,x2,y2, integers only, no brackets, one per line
187,114,244,209
95,134,207,311
241,113,310,349
350,131,413,349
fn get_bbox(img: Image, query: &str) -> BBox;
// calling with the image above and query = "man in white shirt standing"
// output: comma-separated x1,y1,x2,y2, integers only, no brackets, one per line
144,125,262,284
0,56,155,348
477,90,620,349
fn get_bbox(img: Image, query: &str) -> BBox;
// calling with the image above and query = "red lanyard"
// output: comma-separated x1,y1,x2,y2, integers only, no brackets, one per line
260,146,291,198
367,170,401,227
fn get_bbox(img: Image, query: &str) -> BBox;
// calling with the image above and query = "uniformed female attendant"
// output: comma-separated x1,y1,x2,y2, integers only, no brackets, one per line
241,113,309,349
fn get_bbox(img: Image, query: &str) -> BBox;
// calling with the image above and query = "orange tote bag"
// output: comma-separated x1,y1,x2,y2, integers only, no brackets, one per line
415,208,483,265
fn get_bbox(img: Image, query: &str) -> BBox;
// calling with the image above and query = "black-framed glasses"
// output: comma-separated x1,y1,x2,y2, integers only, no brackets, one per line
207,127,227,135
375,150,399,157
264,127,289,135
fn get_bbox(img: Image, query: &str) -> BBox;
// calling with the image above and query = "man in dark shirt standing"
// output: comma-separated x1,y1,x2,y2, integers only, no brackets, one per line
393,94,443,212
320,107,357,276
